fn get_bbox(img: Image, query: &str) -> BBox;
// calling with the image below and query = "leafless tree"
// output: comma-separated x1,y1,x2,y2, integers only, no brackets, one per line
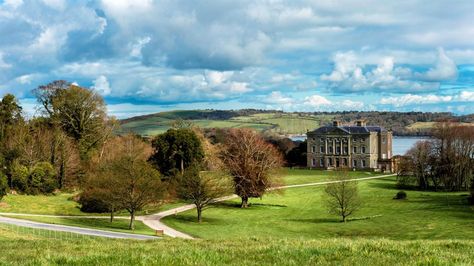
324,170,361,222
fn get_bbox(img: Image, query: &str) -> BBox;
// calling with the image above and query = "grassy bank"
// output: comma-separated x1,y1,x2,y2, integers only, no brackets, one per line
1,226,474,265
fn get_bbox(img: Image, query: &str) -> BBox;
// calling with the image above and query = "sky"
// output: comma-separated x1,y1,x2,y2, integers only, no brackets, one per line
0,0,473,118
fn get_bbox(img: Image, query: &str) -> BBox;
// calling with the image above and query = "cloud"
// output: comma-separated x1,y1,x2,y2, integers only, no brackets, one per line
91,75,111,96
380,90,474,107
320,48,460,93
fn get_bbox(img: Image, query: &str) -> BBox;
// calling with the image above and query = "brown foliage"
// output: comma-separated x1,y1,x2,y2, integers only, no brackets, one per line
221,128,284,208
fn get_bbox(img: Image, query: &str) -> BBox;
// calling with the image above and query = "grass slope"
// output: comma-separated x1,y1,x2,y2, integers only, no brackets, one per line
163,173,474,240
1,226,474,265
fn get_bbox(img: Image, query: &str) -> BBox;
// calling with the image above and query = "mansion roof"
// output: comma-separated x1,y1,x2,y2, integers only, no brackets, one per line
309,125,387,135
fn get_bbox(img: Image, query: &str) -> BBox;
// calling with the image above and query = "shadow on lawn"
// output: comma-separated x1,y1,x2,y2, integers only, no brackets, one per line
214,202,287,209
285,218,339,224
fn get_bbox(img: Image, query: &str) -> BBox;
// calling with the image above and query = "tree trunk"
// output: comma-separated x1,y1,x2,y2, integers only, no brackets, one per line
180,158,184,175
129,211,135,230
110,207,114,223
342,214,346,223
241,196,249,208
197,206,202,223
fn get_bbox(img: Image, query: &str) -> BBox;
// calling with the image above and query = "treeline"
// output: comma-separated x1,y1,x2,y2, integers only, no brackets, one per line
0,83,285,229
0,81,114,197
397,121,474,198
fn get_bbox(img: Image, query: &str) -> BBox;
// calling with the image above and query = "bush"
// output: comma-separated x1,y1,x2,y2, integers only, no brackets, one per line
28,162,58,194
78,189,110,213
394,191,407,200
0,172,8,201
11,163,29,192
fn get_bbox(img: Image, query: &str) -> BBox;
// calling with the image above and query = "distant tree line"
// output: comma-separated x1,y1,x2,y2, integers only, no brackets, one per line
397,121,474,199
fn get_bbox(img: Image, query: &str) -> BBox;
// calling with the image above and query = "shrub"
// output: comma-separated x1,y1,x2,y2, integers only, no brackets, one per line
78,189,110,213
0,172,8,201
11,163,29,192
394,191,407,200
28,162,58,194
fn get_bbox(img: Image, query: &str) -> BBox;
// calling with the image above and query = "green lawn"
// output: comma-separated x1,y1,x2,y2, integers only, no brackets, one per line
1,224,474,265
2,216,156,236
0,192,184,217
163,175,474,240
283,169,377,185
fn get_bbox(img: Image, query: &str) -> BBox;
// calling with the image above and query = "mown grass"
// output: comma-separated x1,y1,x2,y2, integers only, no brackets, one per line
0,192,184,217
283,169,377,185
163,175,474,240
1,225,474,266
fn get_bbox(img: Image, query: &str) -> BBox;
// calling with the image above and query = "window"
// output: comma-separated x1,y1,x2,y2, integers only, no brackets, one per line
353,146,357,153
336,146,341,154
328,158,333,166
320,138,324,142
344,147,348,154
320,146,324,153
343,158,347,166
361,146,366,154
312,146,316,153
320,158,324,167
329,146,333,153
361,138,365,142
312,158,316,166
361,160,366,167
353,160,357,167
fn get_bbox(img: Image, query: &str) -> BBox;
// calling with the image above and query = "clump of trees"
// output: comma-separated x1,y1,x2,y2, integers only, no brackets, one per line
397,121,474,195
0,80,113,196
324,170,361,222
221,128,283,208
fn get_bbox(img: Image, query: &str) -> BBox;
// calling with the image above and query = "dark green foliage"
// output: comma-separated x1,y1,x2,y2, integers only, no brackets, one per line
0,172,8,201
0,94,22,141
9,162,58,195
151,128,204,177
78,189,111,213
394,191,407,200
286,140,307,167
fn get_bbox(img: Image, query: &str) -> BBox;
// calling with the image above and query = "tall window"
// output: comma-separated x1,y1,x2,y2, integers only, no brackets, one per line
320,158,324,167
353,146,357,153
353,160,357,167
344,147,348,154
329,146,333,153
328,158,333,166
361,146,366,153
361,160,366,167
343,158,347,166
312,158,316,166
312,146,316,153
320,146,324,153
336,146,341,154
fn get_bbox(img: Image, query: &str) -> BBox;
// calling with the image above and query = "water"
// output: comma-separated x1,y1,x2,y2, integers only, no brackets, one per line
289,135,430,156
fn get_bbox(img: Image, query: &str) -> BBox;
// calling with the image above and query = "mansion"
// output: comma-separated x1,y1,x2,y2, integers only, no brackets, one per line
307,120,393,172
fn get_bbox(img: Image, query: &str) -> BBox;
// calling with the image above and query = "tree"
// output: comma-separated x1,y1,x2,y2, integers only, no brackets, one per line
34,81,110,159
405,141,433,190
221,128,283,208
86,135,165,230
0,172,7,201
151,128,204,177
177,164,231,222
0,94,22,142
324,171,361,222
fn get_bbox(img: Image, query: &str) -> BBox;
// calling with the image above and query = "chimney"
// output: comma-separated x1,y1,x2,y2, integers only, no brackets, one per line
333,120,341,127
355,120,366,127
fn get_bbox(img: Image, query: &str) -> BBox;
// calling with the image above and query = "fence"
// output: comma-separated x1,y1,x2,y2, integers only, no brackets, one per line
0,222,102,241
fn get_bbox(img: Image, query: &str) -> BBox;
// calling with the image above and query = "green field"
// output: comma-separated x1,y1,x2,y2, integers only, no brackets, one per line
163,173,474,240
2,169,474,264
1,225,474,265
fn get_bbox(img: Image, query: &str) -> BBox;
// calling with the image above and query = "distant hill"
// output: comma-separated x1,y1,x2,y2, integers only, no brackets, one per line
118,109,474,137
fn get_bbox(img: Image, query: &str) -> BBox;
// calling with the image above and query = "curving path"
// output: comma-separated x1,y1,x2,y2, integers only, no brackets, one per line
140,173,396,239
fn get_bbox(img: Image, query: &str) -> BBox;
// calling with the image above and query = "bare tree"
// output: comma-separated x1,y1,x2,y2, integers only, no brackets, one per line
221,128,283,208
88,135,165,230
324,171,361,222
405,141,433,190
177,164,231,222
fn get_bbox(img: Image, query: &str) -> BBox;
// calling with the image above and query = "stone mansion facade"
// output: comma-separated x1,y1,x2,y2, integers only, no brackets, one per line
307,120,393,171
